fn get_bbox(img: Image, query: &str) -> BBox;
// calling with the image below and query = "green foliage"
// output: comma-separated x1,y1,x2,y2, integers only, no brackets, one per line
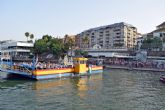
33,35,66,58
25,32,34,42
82,36,89,48
63,35,75,57
51,43,63,57
163,37,165,42
141,37,162,50
75,49,82,56
30,34,34,40
81,51,88,57
33,39,47,54
42,35,52,42
51,38,64,57
25,32,30,41
82,36,89,44
75,49,88,57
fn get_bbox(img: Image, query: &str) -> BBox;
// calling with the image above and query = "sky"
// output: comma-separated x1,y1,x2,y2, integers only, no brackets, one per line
0,0,165,41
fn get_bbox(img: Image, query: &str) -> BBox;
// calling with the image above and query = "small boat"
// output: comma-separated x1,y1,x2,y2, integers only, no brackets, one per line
159,75,165,82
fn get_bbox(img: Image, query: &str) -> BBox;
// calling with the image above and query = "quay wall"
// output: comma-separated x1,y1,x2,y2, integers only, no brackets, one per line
105,65,165,72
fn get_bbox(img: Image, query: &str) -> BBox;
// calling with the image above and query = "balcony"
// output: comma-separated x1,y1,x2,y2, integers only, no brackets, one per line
1,49,31,52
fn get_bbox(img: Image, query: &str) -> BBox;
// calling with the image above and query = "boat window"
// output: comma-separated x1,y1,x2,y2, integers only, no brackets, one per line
80,61,84,64
74,60,79,64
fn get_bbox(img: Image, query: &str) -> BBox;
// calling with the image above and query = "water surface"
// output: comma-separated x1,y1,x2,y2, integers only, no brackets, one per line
0,69,165,110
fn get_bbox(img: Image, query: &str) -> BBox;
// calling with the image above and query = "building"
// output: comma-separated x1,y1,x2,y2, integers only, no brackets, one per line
156,22,165,29
0,40,34,59
135,33,146,50
153,22,165,38
76,22,138,50
145,22,165,39
142,22,165,51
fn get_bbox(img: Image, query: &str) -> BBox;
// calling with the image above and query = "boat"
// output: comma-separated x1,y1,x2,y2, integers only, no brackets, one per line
160,75,165,83
0,57,103,80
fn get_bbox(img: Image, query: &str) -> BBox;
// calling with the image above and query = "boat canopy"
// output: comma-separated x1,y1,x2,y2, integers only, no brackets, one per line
73,58,88,61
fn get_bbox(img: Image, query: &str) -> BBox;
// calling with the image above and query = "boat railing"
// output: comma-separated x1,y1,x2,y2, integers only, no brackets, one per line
0,63,11,70
13,65,32,75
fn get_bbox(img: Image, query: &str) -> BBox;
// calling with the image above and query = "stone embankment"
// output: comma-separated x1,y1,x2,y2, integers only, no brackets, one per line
106,65,165,72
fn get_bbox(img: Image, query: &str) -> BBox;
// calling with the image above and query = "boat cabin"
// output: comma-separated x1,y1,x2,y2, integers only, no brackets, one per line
73,58,88,74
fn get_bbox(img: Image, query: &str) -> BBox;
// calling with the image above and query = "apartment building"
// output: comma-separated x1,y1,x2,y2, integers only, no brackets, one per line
153,22,165,38
76,22,138,49
142,22,165,51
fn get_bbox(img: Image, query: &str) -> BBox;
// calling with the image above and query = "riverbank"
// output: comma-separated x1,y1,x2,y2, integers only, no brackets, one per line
105,65,165,72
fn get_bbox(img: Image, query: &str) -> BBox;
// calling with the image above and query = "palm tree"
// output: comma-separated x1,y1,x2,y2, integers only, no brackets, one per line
29,34,34,43
30,34,34,40
25,32,30,41
64,34,69,44
68,37,75,57
82,36,89,48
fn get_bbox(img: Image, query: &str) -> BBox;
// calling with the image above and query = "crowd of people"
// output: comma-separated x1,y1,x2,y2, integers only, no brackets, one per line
14,61,73,70
11,57,165,70
104,58,165,69
35,62,73,69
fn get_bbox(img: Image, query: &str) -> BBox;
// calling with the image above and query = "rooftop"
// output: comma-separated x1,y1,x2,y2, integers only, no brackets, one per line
152,28,165,33
157,22,165,28
82,22,136,33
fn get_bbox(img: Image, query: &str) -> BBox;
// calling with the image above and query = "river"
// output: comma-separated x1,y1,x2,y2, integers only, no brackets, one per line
0,69,165,110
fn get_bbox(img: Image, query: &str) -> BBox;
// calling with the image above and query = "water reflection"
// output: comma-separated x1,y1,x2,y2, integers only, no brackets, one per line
32,78,70,90
72,73,103,99
31,73,103,99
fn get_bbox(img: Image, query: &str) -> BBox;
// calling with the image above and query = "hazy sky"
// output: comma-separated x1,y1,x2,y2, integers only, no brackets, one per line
0,0,165,41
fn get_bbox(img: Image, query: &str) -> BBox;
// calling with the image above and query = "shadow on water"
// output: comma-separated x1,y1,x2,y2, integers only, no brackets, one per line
0,72,35,90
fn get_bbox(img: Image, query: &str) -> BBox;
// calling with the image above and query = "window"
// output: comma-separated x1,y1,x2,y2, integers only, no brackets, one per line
106,34,110,36
80,60,84,64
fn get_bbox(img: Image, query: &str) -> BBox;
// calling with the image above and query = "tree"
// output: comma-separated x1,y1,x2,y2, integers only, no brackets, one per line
51,43,63,58
141,37,162,51
162,36,165,43
82,36,89,48
33,34,77,58
42,35,52,42
75,49,82,56
29,34,34,43
33,35,65,57
63,35,75,57
33,39,47,54
81,51,88,57
30,34,34,40
64,34,69,43
75,49,88,57
25,32,30,41
49,37,65,58
68,37,75,57
152,37,162,50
